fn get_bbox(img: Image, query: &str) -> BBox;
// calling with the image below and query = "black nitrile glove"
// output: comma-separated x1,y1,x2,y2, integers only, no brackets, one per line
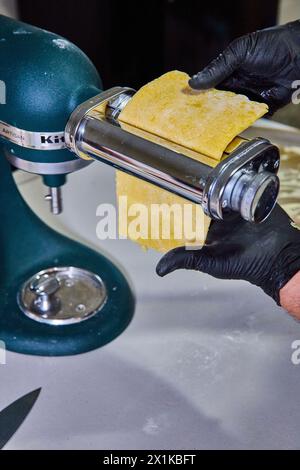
189,21,300,114
156,205,300,305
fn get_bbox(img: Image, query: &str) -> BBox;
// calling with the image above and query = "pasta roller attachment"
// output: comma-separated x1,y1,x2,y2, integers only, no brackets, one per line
65,87,280,223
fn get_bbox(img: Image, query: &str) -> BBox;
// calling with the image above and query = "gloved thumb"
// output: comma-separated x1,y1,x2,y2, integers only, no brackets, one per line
189,38,247,90
156,246,209,277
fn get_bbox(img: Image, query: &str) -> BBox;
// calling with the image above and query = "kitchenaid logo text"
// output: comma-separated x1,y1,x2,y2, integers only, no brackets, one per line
96,197,206,248
40,134,65,145
0,119,66,150
291,340,300,365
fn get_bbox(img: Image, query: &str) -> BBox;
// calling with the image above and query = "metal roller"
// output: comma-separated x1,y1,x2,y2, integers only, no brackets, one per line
65,87,280,223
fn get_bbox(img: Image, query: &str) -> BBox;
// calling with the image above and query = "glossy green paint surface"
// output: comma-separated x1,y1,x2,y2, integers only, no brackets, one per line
0,153,135,356
0,15,101,166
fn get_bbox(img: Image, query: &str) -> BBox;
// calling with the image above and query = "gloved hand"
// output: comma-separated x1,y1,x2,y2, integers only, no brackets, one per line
156,205,300,305
189,20,300,114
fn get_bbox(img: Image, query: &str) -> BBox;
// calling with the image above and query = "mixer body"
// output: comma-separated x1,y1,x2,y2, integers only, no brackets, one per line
0,15,134,356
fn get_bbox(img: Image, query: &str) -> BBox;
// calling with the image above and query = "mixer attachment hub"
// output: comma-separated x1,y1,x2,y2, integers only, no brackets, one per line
17,267,107,325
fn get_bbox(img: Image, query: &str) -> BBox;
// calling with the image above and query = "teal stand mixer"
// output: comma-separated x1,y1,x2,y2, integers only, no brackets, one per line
0,15,135,356
0,15,281,356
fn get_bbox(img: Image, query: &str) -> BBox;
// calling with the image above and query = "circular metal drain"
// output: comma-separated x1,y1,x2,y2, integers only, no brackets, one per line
17,267,107,325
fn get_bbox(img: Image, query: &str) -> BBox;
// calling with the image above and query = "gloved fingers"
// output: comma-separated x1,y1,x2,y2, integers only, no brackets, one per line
216,74,244,92
189,36,250,90
156,246,210,277
216,73,270,102
188,54,236,90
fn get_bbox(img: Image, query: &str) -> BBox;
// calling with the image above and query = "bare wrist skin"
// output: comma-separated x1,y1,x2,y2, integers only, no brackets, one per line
280,271,300,320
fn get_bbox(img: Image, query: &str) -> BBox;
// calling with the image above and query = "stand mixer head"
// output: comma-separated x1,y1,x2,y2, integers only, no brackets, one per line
0,14,101,214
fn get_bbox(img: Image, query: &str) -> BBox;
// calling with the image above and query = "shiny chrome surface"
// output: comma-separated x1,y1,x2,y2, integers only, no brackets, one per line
65,87,135,151
65,87,210,205
17,267,107,325
45,187,63,215
0,119,65,150
5,152,91,175
29,273,61,316
65,87,280,223
205,138,280,222
226,170,279,223
74,114,210,204
105,89,135,122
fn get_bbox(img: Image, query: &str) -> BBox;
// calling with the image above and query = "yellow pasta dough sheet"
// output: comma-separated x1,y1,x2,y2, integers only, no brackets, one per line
116,70,268,252
119,70,268,160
